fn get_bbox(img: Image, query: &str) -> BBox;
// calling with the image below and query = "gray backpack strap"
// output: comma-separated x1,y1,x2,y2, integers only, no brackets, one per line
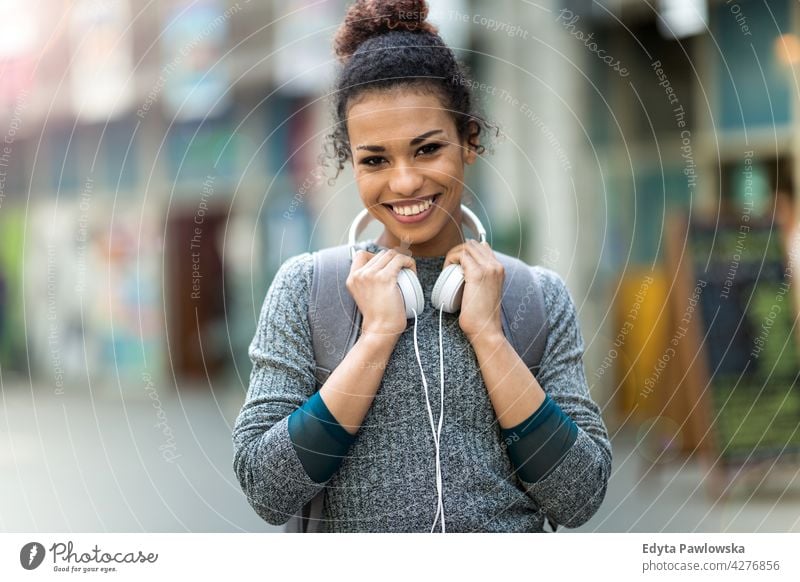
496,252,548,373
309,244,363,386
286,491,325,533
287,244,360,533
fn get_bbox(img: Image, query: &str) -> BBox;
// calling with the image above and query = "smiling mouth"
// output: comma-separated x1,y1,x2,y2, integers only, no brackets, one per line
383,193,441,217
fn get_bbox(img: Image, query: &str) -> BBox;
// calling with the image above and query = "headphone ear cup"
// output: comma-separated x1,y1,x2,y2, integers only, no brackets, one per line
396,268,425,319
431,263,465,314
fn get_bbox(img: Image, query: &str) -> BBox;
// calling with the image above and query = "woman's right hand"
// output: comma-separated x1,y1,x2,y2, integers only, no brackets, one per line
347,249,416,338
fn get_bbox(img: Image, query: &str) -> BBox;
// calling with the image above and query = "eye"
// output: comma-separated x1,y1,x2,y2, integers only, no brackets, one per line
360,156,386,167
417,143,443,156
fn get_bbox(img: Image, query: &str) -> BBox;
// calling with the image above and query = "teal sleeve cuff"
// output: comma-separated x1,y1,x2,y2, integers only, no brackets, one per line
501,393,579,483
287,391,357,483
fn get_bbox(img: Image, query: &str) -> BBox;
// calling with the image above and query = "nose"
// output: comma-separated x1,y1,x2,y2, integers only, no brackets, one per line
387,162,424,197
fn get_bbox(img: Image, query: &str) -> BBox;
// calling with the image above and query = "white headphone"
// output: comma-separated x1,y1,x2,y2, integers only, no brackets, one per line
348,203,488,533
347,204,488,319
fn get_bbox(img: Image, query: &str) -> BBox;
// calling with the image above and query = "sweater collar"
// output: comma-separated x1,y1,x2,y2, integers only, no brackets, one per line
355,239,447,266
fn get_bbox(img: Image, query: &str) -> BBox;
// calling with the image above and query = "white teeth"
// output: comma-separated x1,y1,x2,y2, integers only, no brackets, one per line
392,198,432,216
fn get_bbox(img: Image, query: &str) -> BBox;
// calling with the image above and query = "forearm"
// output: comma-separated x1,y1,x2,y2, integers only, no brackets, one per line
472,265,612,528
318,330,399,434
470,332,546,429
471,330,579,486
234,416,326,525
285,329,399,485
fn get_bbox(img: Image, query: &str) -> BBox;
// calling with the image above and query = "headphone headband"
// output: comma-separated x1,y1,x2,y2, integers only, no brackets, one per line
348,204,487,259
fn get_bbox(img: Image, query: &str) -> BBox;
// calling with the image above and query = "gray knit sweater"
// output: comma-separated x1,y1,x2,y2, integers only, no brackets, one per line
232,240,612,532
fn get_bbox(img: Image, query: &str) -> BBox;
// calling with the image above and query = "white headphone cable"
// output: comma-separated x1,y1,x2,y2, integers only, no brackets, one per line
411,307,445,533
435,304,445,532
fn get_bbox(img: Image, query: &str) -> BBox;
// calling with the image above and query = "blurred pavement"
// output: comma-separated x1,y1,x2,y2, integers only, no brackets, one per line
2,383,799,533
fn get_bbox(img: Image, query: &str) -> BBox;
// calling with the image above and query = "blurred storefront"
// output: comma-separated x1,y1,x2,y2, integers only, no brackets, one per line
576,0,800,485
0,0,334,393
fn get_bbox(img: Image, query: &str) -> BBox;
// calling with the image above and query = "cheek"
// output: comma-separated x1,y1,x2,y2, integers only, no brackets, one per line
437,158,464,186
356,171,383,198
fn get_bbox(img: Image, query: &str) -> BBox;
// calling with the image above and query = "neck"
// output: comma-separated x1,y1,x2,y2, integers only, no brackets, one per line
375,215,465,257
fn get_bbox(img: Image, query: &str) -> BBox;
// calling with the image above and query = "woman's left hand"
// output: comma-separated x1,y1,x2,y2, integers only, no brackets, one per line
443,239,505,343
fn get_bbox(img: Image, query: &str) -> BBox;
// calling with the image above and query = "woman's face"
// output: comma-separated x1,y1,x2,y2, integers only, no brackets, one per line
347,89,477,257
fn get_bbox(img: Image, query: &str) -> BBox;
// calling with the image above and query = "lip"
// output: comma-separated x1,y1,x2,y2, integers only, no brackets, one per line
384,194,440,224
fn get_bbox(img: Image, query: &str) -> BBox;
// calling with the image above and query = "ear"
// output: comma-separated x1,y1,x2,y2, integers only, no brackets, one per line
461,120,480,166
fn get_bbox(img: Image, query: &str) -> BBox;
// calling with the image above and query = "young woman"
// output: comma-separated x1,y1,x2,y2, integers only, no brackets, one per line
232,0,611,533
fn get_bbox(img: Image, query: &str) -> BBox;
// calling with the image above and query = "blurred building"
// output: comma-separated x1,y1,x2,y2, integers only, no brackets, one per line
0,0,338,394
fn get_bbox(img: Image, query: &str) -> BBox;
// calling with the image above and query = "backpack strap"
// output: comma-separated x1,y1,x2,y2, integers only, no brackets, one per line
309,244,363,386
495,252,548,374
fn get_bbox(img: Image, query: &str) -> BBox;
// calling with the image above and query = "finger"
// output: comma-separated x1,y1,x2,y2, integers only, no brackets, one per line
464,241,504,280
382,248,417,274
381,251,417,277
351,249,376,270
459,246,481,280
443,242,469,269
353,249,393,273
469,238,493,258
463,240,491,266
363,248,395,271
470,240,501,267
389,245,415,272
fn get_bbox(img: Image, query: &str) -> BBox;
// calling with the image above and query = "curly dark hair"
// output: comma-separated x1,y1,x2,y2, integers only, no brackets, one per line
319,0,499,185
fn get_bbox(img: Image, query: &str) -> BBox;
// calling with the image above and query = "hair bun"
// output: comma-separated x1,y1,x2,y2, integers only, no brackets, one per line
333,0,439,62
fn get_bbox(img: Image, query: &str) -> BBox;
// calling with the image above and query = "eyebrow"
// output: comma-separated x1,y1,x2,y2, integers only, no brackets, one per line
355,129,445,152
